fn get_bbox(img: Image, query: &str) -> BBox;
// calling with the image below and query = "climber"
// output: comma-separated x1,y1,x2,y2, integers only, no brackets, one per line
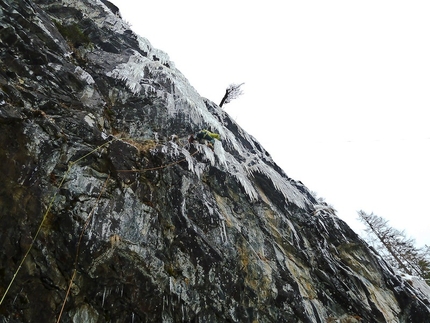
196,129,220,144
188,129,220,149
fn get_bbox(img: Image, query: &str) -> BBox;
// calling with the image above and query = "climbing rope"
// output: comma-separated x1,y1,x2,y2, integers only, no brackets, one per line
55,140,199,320
0,134,200,309
56,174,110,323
0,138,116,306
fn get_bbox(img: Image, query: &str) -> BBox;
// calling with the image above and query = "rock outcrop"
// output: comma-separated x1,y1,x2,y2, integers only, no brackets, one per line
1,0,429,322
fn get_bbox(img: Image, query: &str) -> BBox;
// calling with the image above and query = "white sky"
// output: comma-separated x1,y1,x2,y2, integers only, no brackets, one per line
112,0,430,247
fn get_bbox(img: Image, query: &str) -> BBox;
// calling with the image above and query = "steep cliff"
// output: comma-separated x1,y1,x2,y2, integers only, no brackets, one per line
1,0,429,322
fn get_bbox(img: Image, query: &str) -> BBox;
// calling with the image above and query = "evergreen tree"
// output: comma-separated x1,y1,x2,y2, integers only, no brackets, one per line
358,210,430,283
418,245,430,282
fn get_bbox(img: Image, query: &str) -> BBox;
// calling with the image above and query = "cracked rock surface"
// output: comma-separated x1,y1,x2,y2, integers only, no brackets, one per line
1,0,429,322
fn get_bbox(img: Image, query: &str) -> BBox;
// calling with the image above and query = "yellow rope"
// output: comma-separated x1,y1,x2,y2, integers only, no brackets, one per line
0,139,115,306
0,136,198,308
55,144,198,320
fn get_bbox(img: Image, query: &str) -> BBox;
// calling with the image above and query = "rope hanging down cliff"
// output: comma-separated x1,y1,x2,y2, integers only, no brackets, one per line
0,135,199,307
0,138,115,306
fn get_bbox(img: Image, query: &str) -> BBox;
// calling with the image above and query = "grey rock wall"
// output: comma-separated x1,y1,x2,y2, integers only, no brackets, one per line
0,0,429,322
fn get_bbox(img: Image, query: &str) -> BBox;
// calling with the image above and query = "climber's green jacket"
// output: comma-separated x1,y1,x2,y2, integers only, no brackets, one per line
196,129,220,143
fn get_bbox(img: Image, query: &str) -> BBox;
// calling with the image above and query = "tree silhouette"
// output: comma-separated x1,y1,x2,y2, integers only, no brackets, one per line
358,210,430,282
219,83,244,107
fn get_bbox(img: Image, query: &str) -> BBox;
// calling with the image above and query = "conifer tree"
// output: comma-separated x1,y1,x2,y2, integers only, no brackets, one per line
358,210,430,282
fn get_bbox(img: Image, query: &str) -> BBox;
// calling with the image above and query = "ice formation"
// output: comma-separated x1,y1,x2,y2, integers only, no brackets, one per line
106,33,313,209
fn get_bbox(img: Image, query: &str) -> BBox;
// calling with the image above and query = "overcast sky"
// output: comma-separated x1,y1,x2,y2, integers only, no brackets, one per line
112,0,430,247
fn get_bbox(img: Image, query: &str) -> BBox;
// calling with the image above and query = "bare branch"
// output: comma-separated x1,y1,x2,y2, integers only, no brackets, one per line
219,83,244,107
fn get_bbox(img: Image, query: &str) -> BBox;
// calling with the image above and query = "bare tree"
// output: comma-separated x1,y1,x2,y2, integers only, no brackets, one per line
219,83,244,107
358,210,430,282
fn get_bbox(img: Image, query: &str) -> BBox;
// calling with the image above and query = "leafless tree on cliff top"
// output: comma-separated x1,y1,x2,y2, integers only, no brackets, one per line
219,83,244,107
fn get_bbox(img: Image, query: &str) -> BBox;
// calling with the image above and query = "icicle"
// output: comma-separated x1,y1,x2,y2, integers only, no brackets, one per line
137,36,171,66
233,171,259,201
12,287,23,305
199,144,215,166
219,226,224,244
249,163,309,209
223,221,228,243
317,218,330,235
194,162,206,179
75,66,95,85
106,51,148,94
102,286,107,307
219,220,228,244
181,148,195,173
214,140,227,168
162,295,165,312
169,277,174,293
169,142,181,157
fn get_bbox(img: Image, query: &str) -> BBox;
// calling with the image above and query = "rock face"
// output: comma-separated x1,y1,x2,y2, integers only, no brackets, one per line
0,0,429,322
